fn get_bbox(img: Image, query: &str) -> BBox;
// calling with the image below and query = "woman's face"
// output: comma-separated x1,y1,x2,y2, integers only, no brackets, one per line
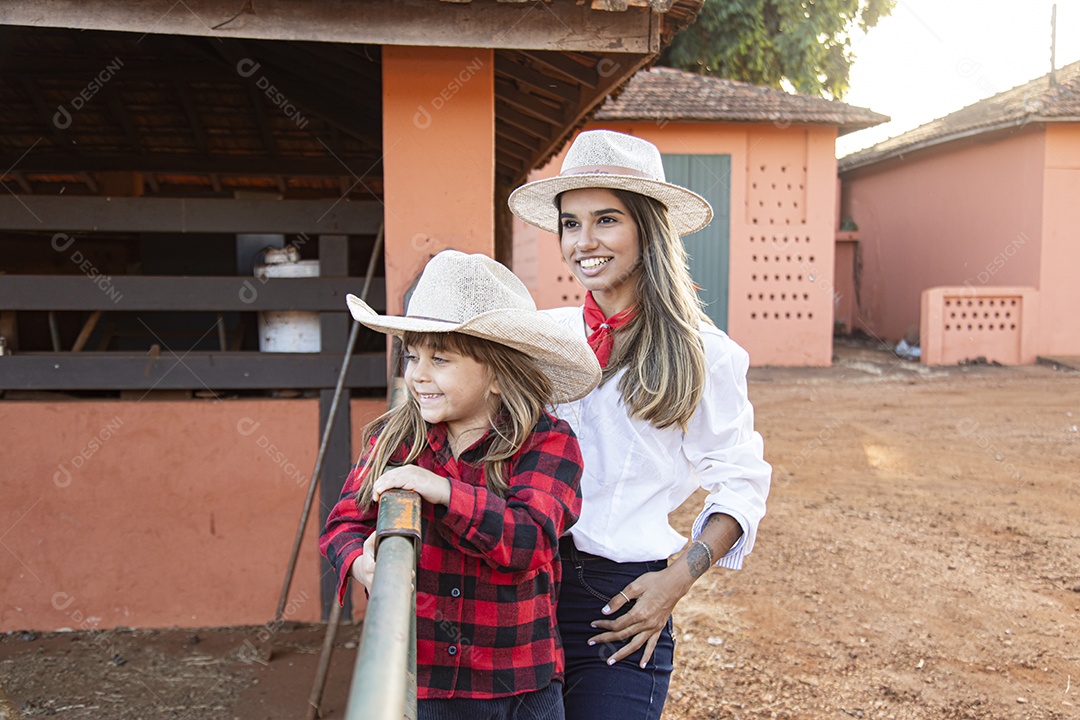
558,188,641,312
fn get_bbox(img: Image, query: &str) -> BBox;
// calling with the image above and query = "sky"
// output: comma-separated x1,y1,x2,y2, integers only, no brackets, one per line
836,0,1080,157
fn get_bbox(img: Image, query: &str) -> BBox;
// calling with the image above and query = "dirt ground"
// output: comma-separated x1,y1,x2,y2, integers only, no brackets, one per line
3,339,1079,720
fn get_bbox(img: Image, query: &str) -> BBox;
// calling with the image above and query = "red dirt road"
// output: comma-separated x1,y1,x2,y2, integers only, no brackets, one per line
2,341,1078,719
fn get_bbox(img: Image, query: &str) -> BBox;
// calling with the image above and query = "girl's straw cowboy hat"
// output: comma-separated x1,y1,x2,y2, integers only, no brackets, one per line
508,129,713,236
346,250,601,403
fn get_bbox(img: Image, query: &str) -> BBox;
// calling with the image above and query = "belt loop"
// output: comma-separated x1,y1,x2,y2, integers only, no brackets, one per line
562,535,582,568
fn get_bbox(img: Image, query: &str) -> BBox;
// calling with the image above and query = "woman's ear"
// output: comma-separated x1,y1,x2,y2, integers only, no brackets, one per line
489,375,501,396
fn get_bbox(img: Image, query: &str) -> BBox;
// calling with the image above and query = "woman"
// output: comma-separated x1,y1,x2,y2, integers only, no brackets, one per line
508,130,771,719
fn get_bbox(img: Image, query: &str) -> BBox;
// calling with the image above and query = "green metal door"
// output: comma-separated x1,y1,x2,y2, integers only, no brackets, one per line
661,153,731,331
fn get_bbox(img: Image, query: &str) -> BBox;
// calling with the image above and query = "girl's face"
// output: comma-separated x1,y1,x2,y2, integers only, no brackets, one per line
559,188,641,313
403,342,499,444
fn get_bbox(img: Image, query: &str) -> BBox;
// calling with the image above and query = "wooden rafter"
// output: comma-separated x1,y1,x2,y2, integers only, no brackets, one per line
517,50,600,90
495,80,568,126
211,38,382,155
496,104,551,142
174,82,209,155
495,55,579,106
80,172,98,194
18,77,74,151
246,85,279,157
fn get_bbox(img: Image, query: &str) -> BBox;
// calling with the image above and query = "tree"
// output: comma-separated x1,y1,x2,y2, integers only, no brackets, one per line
660,0,895,99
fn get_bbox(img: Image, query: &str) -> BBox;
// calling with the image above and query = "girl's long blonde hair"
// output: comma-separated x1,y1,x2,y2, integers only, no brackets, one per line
354,331,553,510
561,188,710,430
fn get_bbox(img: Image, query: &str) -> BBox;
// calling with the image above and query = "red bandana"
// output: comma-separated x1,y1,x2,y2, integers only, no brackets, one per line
583,291,637,369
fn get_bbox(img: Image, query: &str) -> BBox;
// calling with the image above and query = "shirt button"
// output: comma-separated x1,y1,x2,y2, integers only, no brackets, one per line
448,646,457,656
450,588,461,598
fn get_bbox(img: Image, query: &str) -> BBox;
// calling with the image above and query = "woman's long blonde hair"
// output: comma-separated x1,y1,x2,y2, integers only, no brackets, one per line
354,331,553,510
561,188,710,430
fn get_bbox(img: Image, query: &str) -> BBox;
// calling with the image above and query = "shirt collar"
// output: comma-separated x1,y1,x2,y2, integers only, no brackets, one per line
425,421,493,464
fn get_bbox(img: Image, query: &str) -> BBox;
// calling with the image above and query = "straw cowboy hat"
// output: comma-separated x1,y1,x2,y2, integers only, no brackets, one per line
508,129,713,236
346,250,601,403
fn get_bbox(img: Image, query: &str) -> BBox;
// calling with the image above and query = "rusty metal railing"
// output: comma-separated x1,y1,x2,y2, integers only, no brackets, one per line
344,488,422,720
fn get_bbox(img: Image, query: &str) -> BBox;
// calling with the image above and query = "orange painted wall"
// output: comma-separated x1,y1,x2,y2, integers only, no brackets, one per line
841,130,1046,344
514,122,840,366
1,398,384,632
1038,124,1080,356
382,46,495,313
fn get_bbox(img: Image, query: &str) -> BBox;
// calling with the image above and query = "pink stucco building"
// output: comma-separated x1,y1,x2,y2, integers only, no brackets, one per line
514,67,886,366
840,60,1080,365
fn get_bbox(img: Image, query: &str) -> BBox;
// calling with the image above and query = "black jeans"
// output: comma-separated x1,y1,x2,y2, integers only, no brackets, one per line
418,681,564,720
558,537,675,720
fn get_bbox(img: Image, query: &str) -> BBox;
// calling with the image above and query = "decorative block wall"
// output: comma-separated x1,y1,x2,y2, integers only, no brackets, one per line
920,286,1039,365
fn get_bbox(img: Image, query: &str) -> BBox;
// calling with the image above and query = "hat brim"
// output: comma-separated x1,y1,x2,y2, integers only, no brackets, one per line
508,172,713,236
346,294,600,404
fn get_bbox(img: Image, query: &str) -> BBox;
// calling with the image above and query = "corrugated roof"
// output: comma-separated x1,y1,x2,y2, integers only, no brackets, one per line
594,66,888,133
840,59,1080,172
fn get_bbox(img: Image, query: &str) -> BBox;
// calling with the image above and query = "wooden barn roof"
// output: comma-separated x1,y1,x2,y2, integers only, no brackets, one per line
0,1,703,199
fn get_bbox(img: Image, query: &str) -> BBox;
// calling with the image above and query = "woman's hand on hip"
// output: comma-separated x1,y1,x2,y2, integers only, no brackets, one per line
587,564,692,667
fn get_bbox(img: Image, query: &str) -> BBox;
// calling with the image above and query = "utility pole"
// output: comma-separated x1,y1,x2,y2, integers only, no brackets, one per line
1050,3,1058,87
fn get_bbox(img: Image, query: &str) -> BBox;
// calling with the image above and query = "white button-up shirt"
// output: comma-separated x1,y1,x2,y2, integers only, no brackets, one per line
545,307,771,568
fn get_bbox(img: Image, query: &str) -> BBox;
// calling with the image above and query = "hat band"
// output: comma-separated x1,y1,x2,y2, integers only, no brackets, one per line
560,164,656,181
405,315,458,324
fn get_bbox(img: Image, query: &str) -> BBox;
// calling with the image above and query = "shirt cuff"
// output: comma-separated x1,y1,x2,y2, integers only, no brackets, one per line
336,547,365,605
441,478,479,537
691,505,750,570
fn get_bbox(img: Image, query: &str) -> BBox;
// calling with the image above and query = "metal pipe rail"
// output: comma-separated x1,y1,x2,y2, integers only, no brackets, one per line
345,488,422,720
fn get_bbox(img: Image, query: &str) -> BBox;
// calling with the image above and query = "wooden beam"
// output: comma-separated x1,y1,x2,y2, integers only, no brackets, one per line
0,196,382,233
18,77,75,150
520,50,654,181
246,85,280,157
0,152,378,176
497,102,557,142
495,55,579,105
0,352,388,390
175,82,210,155
0,0,656,52
10,172,33,193
494,128,539,163
517,50,600,89
317,233,353,621
494,159,522,184
0,276,386,312
211,38,382,154
495,80,567,126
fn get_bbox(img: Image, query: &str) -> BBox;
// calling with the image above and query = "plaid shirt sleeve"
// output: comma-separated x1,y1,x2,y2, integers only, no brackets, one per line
437,414,583,574
318,447,378,605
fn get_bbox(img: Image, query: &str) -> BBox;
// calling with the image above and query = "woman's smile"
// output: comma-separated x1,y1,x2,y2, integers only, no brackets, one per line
577,256,614,273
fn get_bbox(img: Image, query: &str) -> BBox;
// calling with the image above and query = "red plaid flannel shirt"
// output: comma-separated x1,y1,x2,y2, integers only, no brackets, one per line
319,412,583,699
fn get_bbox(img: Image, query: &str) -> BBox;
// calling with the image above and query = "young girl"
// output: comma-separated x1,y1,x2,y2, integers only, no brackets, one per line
509,130,772,719
319,250,601,719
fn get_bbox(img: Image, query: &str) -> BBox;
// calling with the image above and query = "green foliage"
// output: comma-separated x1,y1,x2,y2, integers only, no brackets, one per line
660,0,895,99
